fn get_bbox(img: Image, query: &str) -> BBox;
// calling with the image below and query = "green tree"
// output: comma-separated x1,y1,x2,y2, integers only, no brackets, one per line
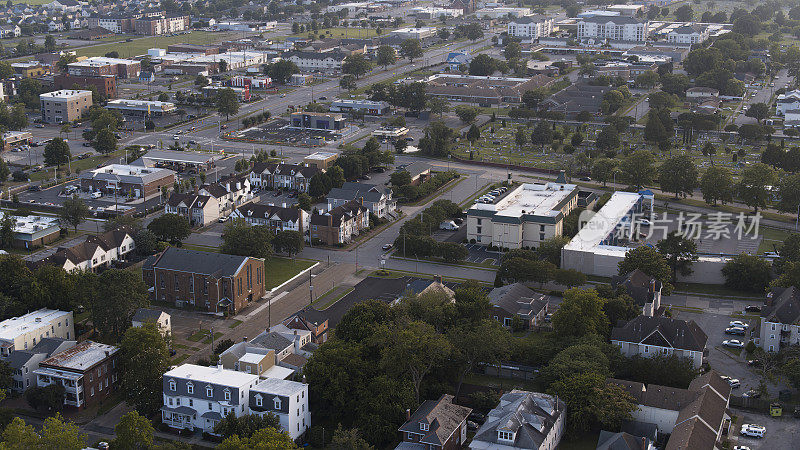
466,124,480,144
530,121,554,150
514,126,527,150
59,195,89,232
0,159,8,184
658,154,698,198
216,88,240,120
468,54,497,76
552,288,609,338
18,78,42,109
297,193,312,211
273,230,305,257
418,121,454,157
267,60,299,84
94,128,117,155
737,162,775,212
644,110,669,146
537,235,570,266
1,414,85,450
619,150,657,189
217,427,297,450
504,41,521,60
382,321,451,403
657,231,698,282
427,97,450,118
549,372,636,433
449,320,509,398
674,4,693,21
390,171,412,186
454,105,478,124
43,138,70,167
522,88,546,109
554,268,588,288
120,323,168,416
595,125,620,155
399,39,423,62
329,425,373,450
90,269,148,340
700,166,734,205
591,158,617,186
147,213,191,244
0,214,13,249
25,384,65,413
722,253,773,292
214,413,280,440
342,53,372,78
339,74,357,92
376,45,397,68
194,75,209,87
618,246,672,292
220,219,273,259
746,102,770,123
113,411,154,450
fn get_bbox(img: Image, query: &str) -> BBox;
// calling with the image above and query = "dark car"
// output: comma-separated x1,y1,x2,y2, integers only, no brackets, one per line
725,327,746,336
82,142,92,147
361,174,371,180
748,359,762,367
288,191,297,198
319,96,327,100
745,305,762,313
454,218,464,225
579,176,592,181
27,185,41,192
373,167,386,173
405,136,414,141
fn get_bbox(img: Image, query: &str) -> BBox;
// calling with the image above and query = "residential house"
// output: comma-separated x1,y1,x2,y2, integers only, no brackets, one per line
249,162,320,193
398,162,431,185
470,390,565,449
686,87,720,101
310,199,370,245
758,286,800,352
0,309,74,358
596,431,657,450
198,173,252,215
402,276,456,302
776,89,800,116
0,25,20,38
34,340,120,409
487,283,549,329
397,394,471,450
9,338,76,392
230,203,309,235
282,311,329,344
608,371,732,449
31,227,136,272
142,247,266,314
327,182,396,219
131,308,171,337
219,325,314,378
612,269,662,317
249,377,311,439
611,316,708,368
161,364,259,433
165,193,220,227
446,51,472,71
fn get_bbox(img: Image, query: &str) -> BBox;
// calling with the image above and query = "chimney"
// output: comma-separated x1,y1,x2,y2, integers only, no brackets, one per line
217,363,223,372
434,274,442,284
406,408,411,421
242,336,247,342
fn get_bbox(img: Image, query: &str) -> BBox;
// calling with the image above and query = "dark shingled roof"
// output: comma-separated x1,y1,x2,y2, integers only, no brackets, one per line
31,227,134,269
310,199,367,227
488,283,548,318
762,286,800,325
596,430,652,450
166,193,213,208
398,394,471,447
143,247,251,277
610,316,708,352
471,390,565,449
612,269,661,307
132,308,166,323
252,162,320,179
235,203,301,223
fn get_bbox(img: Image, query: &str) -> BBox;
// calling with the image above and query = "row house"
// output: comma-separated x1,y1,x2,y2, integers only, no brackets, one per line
327,182,396,219
249,162,320,193
165,193,220,227
310,199,370,245
219,324,314,379
142,247,266,314
31,227,136,272
34,341,119,409
199,173,252,215
9,338,75,392
230,203,309,235
162,364,310,439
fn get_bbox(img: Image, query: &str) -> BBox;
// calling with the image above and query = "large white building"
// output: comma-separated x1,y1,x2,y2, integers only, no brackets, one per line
248,378,311,440
106,99,176,116
389,27,436,40
283,51,347,73
507,15,554,40
475,7,532,19
577,16,650,42
666,23,710,45
0,309,74,357
466,182,579,249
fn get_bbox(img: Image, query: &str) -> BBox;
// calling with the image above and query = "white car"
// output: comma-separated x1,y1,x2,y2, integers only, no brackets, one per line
90,191,102,199
740,424,765,438
638,218,652,226
218,216,228,223
730,321,749,329
723,339,745,348
734,446,751,450
727,378,741,388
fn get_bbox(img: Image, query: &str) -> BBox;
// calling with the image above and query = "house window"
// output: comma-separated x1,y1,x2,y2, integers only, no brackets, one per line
224,389,231,401
498,431,515,442
187,382,193,394
207,386,213,397
256,395,263,407
420,423,429,431
169,379,176,391
274,398,282,409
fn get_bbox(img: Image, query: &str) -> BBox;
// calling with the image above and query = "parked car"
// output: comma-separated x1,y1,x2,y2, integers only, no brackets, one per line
27,185,41,192
747,359,761,367
725,327,746,336
83,142,93,147
90,191,102,199
288,191,297,198
454,218,464,225
740,424,765,438
730,321,749,329
727,378,741,388
319,96,327,100
218,216,228,223
733,446,751,450
579,176,592,181
34,123,45,128
745,305,762,313
743,390,761,398
467,421,479,431
382,243,393,251
78,152,91,159
723,339,745,348
361,174,371,180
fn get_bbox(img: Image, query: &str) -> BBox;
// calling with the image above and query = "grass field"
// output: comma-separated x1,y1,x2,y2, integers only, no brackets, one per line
30,147,126,182
266,258,315,289
74,31,238,58
299,26,393,40
11,0,49,4
312,285,354,310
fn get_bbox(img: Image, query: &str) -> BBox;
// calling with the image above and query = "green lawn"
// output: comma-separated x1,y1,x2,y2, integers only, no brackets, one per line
265,257,316,289
11,0,50,4
311,286,354,310
299,26,395,40
74,31,239,58
228,320,242,328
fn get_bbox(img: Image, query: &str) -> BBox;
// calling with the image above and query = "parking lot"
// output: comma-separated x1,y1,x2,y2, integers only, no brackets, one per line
732,407,800,449
463,243,499,265
236,118,342,145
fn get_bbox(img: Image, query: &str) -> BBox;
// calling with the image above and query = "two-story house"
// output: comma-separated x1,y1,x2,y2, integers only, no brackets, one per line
470,390,565,450
249,378,311,440
282,311,329,344
327,182,396,219
161,364,259,433
758,286,800,352
165,193,220,226
487,283,549,330
131,308,171,337
611,316,707,369
9,338,75,392
199,173,252,215
219,325,314,378
34,340,119,409
31,227,135,272
142,247,266,314
397,394,471,450
249,162,320,193
310,199,370,245
229,203,309,235
612,269,662,317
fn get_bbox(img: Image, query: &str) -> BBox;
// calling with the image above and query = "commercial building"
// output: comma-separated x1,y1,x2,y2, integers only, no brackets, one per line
230,203,309,235
142,247,266,314
611,316,708,369
577,16,650,42
212,21,277,32
0,309,74,357
389,27,436,40
310,199,370,245
329,99,390,115
106,99,177,116
67,56,140,78
466,182,580,249
11,62,46,77
53,73,117,99
411,6,463,19
470,390,565,449
423,73,554,106
372,127,409,141
476,7,532,18
0,211,61,249
34,340,120,409
507,15,554,40
79,164,176,199
39,89,92,124
397,394,471,449
686,87,719,100
303,151,338,170
31,227,136,273
289,112,346,131
607,4,646,16
231,75,271,89
9,338,75,392
201,85,251,102
2,131,31,151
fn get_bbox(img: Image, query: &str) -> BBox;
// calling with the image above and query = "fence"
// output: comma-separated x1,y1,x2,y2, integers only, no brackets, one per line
730,395,770,412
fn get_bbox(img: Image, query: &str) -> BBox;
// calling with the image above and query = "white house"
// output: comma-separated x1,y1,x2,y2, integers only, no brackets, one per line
33,227,136,272
284,50,347,73
8,338,76,392
48,20,65,32
165,193,220,227
230,203,310,235
776,89,800,116
507,15,554,41
577,16,649,42
248,378,311,440
758,287,800,352
131,308,171,337
610,316,708,369
470,390,565,449
666,23,710,45
0,309,74,357
198,173,252,216
249,162,321,192
327,182,396,219
0,25,21,38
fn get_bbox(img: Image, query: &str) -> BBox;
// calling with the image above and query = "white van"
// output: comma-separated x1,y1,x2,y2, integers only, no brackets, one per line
90,191,102,199
440,220,459,231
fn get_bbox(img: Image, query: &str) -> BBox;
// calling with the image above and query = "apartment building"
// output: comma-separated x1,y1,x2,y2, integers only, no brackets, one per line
310,199,370,245
229,203,309,235
87,17,133,33
507,15,554,40
577,16,649,42
39,89,92,124
165,193,220,227
0,309,74,357
142,247,266,314
283,50,348,72
249,378,311,439
34,341,120,409
666,24,710,45
198,173,252,214
135,14,190,35
249,162,321,192
470,390,565,450
31,226,136,272
67,56,140,79
219,325,313,378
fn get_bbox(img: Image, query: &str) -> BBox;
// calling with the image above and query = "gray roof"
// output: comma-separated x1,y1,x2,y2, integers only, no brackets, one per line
7,350,35,368
488,283,548,318
141,150,217,165
143,247,250,278
397,394,471,446
611,269,661,307
250,331,293,352
328,182,390,204
512,15,551,25
161,405,196,415
132,308,166,323
610,316,707,352
79,166,174,185
472,390,565,449
235,203,301,223
762,286,800,325
285,50,348,61
400,161,431,179
596,431,652,450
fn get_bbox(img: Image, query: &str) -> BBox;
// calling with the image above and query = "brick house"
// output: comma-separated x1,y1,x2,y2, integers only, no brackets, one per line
397,394,471,450
310,199,369,245
33,341,120,409
283,311,329,344
142,247,266,314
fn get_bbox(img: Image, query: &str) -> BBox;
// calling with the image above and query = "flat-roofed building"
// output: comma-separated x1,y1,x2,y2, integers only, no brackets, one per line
303,151,338,170
53,73,117,99
0,211,61,249
289,111,346,131
11,61,46,77
39,89,92,124
0,309,74,357
389,27,436,40
67,56,140,78
330,99,389,115
2,131,32,151
466,182,580,249
578,16,649,42
34,340,119,409
79,164,176,199
106,99,176,116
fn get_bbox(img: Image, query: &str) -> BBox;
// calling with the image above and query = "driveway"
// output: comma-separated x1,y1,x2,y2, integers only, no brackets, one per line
731,407,800,449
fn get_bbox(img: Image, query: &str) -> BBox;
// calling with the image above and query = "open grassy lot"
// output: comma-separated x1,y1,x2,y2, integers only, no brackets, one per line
74,31,239,58
266,258,315,289
298,26,396,40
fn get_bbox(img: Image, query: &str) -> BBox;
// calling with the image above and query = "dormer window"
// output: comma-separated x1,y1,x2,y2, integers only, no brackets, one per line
187,382,193,394
169,379,176,391
206,386,213,398
255,394,263,407
420,422,429,431
224,389,231,401
498,431,515,442
274,397,282,409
